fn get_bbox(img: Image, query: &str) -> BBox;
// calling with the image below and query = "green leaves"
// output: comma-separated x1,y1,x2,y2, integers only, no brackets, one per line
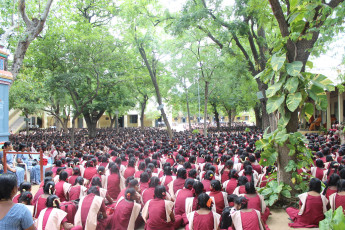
266,80,284,98
286,92,302,112
303,103,314,120
267,95,285,114
286,61,303,76
319,207,345,230
284,76,299,93
271,53,286,71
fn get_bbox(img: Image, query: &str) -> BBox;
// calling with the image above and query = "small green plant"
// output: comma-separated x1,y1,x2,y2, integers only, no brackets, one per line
245,127,250,133
192,129,199,134
319,206,345,230
320,126,327,133
258,180,292,206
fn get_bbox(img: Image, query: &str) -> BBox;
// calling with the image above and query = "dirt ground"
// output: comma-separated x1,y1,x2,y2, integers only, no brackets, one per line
29,185,319,230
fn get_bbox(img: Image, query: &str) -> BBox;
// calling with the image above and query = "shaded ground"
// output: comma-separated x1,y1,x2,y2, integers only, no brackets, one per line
29,185,318,230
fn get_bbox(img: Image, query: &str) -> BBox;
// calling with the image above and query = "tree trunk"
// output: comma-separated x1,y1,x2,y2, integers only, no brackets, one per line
71,118,76,147
254,104,262,129
277,110,299,196
227,109,231,127
204,81,209,137
25,113,29,136
110,115,115,128
115,113,119,133
138,46,173,139
256,79,270,130
186,89,192,130
62,118,68,133
83,110,105,138
140,95,148,130
211,102,220,129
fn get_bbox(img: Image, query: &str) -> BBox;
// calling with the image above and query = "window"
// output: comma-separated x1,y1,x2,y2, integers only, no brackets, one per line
0,59,4,70
245,116,249,120
130,115,138,123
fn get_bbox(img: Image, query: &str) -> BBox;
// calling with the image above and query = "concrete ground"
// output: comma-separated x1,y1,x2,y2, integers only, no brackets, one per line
29,185,319,230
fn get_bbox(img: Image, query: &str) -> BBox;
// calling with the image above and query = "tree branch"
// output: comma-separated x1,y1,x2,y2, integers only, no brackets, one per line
327,0,344,8
268,0,290,37
41,0,54,21
197,25,224,49
18,0,31,26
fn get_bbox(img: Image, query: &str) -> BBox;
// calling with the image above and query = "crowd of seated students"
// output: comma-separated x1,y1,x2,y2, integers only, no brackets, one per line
0,128,345,230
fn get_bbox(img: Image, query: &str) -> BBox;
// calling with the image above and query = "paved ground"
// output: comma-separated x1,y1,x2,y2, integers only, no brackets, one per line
30,185,319,230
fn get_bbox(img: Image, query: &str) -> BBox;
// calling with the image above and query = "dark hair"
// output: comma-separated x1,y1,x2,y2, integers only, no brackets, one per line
309,178,322,193
72,167,81,176
75,176,84,185
138,162,146,171
43,177,53,187
210,180,221,191
125,176,135,187
229,169,239,179
88,186,100,196
0,173,17,200
188,169,197,178
185,178,195,190
44,181,55,195
19,182,31,194
59,171,68,181
18,191,32,205
340,169,345,179
192,181,204,196
128,179,139,188
110,164,119,174
45,171,53,177
315,159,325,168
245,182,256,194
323,173,340,195
177,168,187,179
234,196,248,209
97,166,105,174
46,195,60,208
140,172,150,183
220,207,232,229
237,176,248,186
197,193,212,210
204,170,215,181
149,177,160,188
337,179,345,192
125,188,136,201
154,185,166,199
56,160,62,167
91,177,102,188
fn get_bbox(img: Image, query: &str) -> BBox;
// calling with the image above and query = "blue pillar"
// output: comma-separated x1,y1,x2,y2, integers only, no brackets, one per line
0,47,13,142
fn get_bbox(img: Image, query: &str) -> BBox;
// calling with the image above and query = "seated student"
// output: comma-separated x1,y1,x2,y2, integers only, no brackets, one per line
142,176,161,204
139,172,150,193
160,166,175,191
329,179,345,212
202,170,215,193
239,165,258,186
104,164,124,200
90,177,113,204
1,142,25,187
233,176,248,195
185,181,206,216
249,155,262,174
34,177,53,205
110,188,142,230
0,173,35,230
323,173,340,200
53,167,64,184
90,166,106,187
231,196,265,230
142,185,179,230
36,195,79,230
124,158,136,179
223,169,239,195
75,186,111,230
35,181,57,217
258,166,275,188
174,178,194,217
186,193,221,230
68,167,81,186
134,162,146,180
220,160,234,183
208,180,228,214
170,168,187,197
18,191,34,216
40,171,54,188
55,171,71,202
83,160,97,182
286,178,328,228
220,206,236,230
117,177,141,201
13,181,31,203
69,176,87,201
52,160,63,175
240,182,270,223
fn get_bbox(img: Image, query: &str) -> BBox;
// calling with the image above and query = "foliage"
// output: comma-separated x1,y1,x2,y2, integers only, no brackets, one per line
319,207,345,230
258,180,292,206
192,129,200,134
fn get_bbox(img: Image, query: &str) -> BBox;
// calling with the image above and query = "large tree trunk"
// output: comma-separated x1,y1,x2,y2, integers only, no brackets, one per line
140,95,148,130
62,118,68,133
226,109,231,127
203,81,209,137
254,105,262,129
83,109,105,138
138,46,173,139
71,118,76,147
211,102,220,129
25,113,29,136
110,114,115,128
186,88,192,130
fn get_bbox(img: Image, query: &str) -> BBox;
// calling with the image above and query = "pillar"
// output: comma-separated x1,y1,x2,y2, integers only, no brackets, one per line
339,92,344,124
0,46,12,142
124,115,128,128
327,92,331,129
